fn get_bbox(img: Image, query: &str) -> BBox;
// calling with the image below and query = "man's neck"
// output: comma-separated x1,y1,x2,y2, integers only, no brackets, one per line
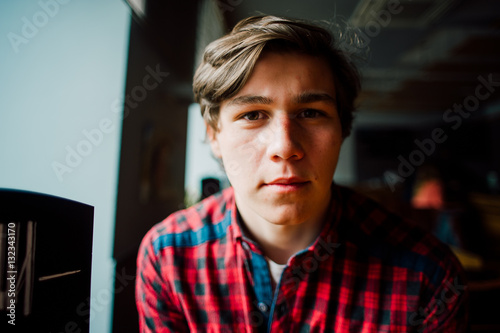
236,194,331,265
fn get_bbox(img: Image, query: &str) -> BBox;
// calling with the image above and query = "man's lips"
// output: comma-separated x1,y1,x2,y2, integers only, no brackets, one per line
266,177,309,185
263,178,310,193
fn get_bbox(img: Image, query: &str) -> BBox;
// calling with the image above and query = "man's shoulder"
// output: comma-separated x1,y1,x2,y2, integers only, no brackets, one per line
335,185,462,275
141,187,235,254
332,186,468,331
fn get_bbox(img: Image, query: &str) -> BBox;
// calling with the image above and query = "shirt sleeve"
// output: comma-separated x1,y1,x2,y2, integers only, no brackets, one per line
409,250,469,332
136,229,189,333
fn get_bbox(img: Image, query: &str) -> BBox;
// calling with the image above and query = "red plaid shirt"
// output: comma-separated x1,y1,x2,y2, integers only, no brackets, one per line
136,185,468,332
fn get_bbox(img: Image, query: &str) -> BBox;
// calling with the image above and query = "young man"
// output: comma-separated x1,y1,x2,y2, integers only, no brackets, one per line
136,15,468,332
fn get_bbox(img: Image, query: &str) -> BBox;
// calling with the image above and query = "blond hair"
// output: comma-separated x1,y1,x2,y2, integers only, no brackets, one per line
193,15,360,138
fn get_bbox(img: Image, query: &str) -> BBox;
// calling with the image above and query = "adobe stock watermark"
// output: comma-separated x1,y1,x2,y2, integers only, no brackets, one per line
5,223,18,326
6,0,72,54
382,73,500,192
51,64,169,182
408,276,466,332
284,236,341,292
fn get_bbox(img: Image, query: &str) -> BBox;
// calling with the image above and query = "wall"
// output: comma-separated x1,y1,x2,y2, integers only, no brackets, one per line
112,2,200,330
0,1,130,332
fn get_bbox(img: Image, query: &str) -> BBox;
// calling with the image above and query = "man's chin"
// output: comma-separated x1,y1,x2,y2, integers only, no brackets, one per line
260,203,312,226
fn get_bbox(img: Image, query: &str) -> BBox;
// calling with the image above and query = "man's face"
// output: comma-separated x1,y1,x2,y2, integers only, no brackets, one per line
208,52,343,226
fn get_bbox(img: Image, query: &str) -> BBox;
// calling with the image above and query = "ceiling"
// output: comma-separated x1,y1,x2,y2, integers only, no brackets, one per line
126,0,500,116
221,0,500,115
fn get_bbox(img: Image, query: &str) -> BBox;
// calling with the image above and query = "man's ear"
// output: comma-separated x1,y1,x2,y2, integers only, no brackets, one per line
206,123,222,158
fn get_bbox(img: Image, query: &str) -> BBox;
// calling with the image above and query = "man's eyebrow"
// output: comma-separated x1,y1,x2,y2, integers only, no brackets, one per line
225,92,337,107
226,95,273,106
294,92,337,105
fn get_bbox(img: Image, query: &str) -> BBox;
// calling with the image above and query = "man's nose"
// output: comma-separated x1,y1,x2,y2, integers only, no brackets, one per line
266,116,305,161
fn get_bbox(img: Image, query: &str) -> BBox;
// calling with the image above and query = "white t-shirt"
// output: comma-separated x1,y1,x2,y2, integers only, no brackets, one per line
266,257,287,287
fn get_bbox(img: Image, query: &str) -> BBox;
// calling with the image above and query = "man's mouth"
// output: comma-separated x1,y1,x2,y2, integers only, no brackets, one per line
267,177,308,185
264,177,310,192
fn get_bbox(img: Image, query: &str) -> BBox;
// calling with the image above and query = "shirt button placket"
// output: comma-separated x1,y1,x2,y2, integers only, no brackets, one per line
257,301,269,313
242,241,251,251
277,302,287,318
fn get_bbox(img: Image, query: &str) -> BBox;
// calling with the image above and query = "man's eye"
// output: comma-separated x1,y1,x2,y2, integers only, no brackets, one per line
299,109,322,118
242,111,263,121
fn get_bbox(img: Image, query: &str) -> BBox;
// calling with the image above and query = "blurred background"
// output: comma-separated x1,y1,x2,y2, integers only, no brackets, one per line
1,0,499,332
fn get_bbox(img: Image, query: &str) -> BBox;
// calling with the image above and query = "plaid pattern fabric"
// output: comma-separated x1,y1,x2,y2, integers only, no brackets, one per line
136,185,468,332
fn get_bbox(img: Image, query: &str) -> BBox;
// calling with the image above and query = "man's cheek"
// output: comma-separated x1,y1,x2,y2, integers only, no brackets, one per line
240,144,258,162
225,159,244,178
